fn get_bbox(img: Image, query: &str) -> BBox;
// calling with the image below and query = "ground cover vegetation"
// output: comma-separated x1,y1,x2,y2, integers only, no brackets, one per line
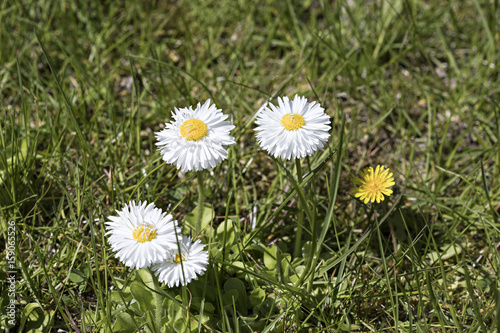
1,0,500,331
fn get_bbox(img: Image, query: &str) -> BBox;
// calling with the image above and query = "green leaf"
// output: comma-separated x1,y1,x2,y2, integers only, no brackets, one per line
249,288,266,307
69,271,84,284
173,317,186,333
19,303,41,331
136,268,155,290
339,324,361,331
223,278,248,315
173,316,198,333
110,290,133,305
302,241,312,259
19,303,53,332
69,264,90,284
113,312,140,333
426,244,462,264
280,253,291,281
185,203,214,231
191,297,215,314
217,219,235,246
264,245,278,270
166,297,184,322
222,289,239,308
225,260,245,276
130,282,155,313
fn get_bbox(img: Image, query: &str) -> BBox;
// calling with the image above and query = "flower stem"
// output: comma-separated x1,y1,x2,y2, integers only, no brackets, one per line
293,159,304,259
152,271,163,333
292,159,318,291
306,208,317,293
181,286,189,333
196,170,204,234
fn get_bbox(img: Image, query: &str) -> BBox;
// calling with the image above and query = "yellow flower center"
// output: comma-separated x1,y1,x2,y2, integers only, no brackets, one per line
173,253,185,263
352,165,394,204
132,223,157,243
180,119,208,141
364,179,383,194
281,113,305,131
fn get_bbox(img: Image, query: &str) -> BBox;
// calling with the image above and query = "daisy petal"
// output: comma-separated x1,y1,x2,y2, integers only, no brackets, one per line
155,100,236,172
152,236,209,288
255,95,331,160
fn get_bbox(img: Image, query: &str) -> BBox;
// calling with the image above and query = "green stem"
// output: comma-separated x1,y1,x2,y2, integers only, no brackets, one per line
306,206,317,293
196,170,204,234
291,159,318,290
182,286,189,333
293,159,304,259
152,271,163,333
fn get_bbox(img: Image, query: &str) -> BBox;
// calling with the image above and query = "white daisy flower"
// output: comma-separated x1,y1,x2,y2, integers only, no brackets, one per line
152,236,208,288
155,99,236,172
254,95,331,160
106,201,180,270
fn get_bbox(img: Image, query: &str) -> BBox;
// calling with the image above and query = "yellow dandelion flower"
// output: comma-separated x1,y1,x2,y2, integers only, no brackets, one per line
352,165,395,204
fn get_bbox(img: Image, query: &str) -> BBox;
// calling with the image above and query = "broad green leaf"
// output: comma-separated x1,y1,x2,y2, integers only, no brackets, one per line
185,203,214,231
225,260,245,276
191,297,215,314
166,297,184,322
69,271,84,284
136,268,155,290
249,288,266,307
280,253,291,281
217,219,235,246
69,264,90,284
113,312,140,333
264,245,278,270
173,317,186,333
222,289,239,308
223,278,248,314
130,282,154,313
173,316,198,333
19,303,42,332
426,244,462,264
110,290,133,305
